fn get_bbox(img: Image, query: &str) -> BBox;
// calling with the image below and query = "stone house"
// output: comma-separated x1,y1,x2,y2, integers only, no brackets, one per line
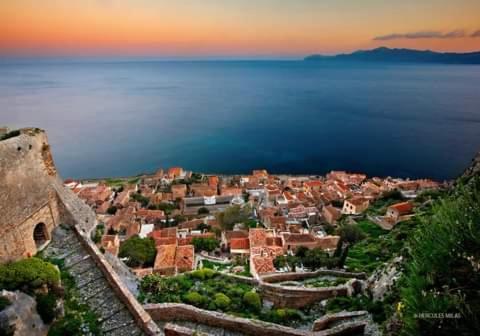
342,197,369,215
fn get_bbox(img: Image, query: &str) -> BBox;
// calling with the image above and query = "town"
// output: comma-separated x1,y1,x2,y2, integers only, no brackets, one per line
68,167,440,280
3,128,478,336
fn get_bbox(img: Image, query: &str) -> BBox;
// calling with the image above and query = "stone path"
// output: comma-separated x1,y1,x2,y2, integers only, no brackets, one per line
44,226,145,336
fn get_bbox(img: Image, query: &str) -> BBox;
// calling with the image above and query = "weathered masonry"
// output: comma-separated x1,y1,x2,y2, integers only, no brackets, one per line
0,128,62,262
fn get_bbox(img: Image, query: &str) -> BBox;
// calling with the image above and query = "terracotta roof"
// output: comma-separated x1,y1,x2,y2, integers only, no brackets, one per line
346,197,369,206
249,228,267,247
304,180,322,188
175,245,195,272
230,238,250,250
284,233,316,244
316,235,341,250
154,244,176,270
179,219,204,230
149,227,177,239
252,256,275,274
208,176,219,186
388,201,413,215
154,237,177,246
266,236,283,247
225,230,248,242
168,167,183,177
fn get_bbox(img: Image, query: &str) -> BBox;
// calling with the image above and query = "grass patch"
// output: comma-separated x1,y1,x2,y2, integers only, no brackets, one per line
139,269,303,326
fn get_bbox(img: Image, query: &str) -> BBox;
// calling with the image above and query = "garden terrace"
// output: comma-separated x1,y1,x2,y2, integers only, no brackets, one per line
344,218,417,274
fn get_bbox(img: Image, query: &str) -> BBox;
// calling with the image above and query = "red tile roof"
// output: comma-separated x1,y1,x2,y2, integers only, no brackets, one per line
249,228,267,247
230,238,250,250
388,201,413,215
154,244,176,270
175,245,195,272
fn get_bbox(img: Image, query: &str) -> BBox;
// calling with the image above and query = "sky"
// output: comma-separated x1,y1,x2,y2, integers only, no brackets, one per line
1,0,480,58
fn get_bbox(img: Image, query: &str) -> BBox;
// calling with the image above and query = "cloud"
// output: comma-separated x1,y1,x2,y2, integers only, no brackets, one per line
472,30,480,37
373,30,466,41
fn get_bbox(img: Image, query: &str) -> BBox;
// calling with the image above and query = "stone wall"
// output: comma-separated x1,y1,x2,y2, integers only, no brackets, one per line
260,270,366,283
259,282,348,309
145,303,366,336
0,129,63,262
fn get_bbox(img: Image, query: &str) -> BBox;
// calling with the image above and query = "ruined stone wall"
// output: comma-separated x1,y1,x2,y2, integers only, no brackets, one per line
259,282,348,309
145,303,366,336
260,270,366,283
0,129,63,262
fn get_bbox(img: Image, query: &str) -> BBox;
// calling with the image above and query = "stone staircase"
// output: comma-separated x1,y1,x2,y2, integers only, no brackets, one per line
44,226,146,336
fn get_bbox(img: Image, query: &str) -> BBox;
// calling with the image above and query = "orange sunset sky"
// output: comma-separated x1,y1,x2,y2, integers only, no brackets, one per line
1,0,480,58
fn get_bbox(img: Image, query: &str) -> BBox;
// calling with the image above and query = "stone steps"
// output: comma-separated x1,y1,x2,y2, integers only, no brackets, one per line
44,226,145,336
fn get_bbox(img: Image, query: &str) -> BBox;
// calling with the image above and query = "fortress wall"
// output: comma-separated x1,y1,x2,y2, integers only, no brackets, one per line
0,129,62,262
260,270,367,283
259,282,348,309
145,303,366,336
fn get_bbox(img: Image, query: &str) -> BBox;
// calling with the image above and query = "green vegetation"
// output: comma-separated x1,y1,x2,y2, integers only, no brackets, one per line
91,223,105,244
106,205,118,215
0,129,21,141
36,292,57,323
139,269,302,325
216,205,251,230
344,219,413,274
105,178,124,187
130,192,150,207
398,177,480,335
338,223,366,244
119,236,156,268
0,296,11,311
191,237,219,252
200,259,231,271
150,202,177,214
0,257,60,292
198,207,210,215
326,294,393,323
303,277,348,288
47,259,101,336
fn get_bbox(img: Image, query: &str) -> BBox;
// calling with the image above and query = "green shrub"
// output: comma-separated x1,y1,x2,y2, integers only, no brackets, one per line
338,224,366,244
0,130,21,141
0,257,60,292
119,236,156,268
0,296,11,311
91,224,105,244
243,291,261,312
191,237,219,252
198,207,210,215
106,206,117,215
183,291,205,307
189,268,216,280
214,293,231,310
36,292,57,323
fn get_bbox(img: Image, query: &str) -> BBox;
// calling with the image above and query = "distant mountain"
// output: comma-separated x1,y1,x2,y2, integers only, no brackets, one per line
305,47,480,64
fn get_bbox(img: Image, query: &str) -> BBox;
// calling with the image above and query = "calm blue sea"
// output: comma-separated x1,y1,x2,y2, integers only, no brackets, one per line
1,60,479,180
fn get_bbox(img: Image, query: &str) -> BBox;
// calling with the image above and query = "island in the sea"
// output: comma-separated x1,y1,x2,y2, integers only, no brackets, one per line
305,47,480,64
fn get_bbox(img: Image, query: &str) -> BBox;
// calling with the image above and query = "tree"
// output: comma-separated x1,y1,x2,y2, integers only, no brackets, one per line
196,223,211,232
198,207,210,215
295,246,309,259
216,205,251,230
106,205,117,215
192,237,219,252
338,224,365,244
273,255,287,269
119,236,156,268
130,193,150,207
302,248,330,270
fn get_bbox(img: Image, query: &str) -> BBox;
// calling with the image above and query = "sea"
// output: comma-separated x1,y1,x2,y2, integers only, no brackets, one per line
1,59,479,181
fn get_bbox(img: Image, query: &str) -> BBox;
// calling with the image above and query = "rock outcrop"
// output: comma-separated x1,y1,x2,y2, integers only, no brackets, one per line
0,290,48,336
